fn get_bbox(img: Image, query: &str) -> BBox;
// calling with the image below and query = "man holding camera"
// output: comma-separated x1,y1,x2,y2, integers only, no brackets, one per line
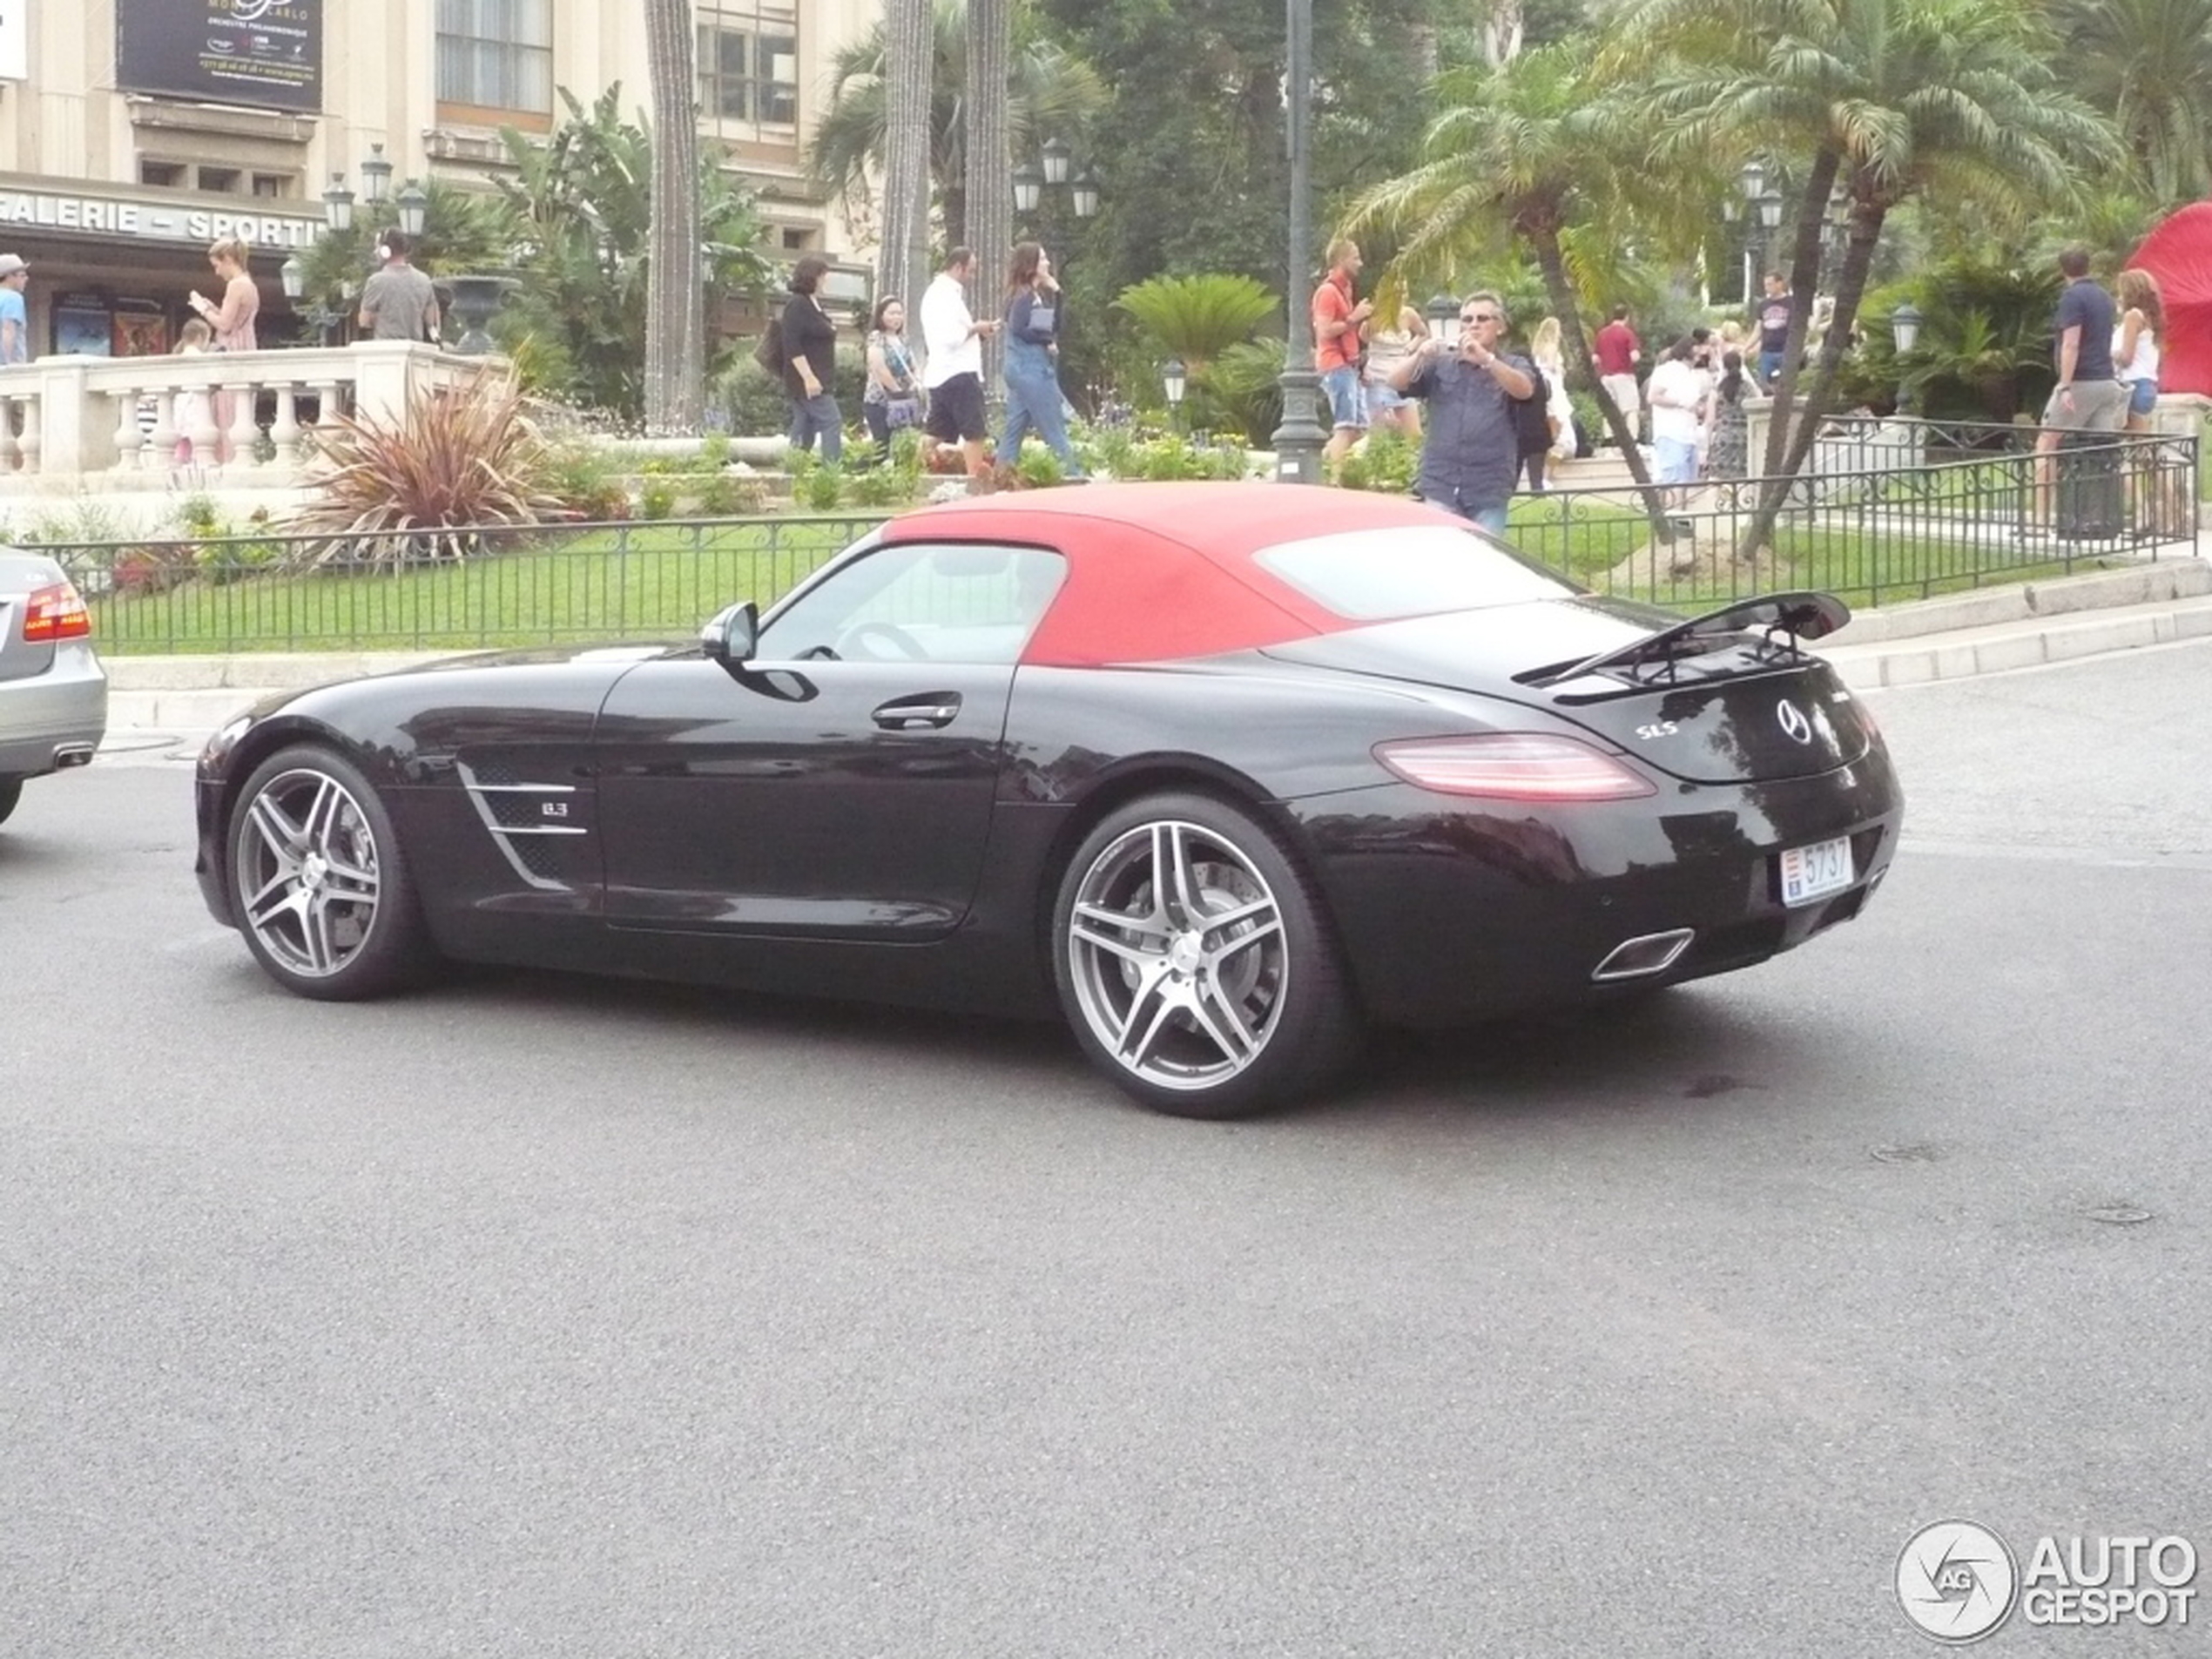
1387,290,1538,536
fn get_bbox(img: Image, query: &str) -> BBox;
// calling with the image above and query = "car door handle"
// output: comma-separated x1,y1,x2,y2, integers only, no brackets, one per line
872,693,962,730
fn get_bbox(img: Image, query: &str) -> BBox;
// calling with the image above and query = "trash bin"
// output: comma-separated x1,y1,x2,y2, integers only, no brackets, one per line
2055,428,2125,539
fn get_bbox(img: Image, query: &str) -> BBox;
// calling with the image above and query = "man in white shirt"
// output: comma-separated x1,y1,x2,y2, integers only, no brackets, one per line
918,246,1000,488
1644,336,1705,506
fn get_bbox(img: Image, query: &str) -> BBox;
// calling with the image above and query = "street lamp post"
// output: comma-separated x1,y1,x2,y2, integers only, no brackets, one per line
1270,0,1327,484
1162,358,1187,433
1890,302,1923,416
1424,293,1461,353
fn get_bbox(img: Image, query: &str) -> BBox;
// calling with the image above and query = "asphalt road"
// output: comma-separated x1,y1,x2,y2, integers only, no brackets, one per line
3,644,2208,1657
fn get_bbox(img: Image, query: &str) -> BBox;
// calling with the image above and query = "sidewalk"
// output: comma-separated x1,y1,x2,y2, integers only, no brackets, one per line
95,551,2212,743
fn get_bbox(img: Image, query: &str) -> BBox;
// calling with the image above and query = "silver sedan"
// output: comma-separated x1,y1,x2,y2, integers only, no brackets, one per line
0,550,106,826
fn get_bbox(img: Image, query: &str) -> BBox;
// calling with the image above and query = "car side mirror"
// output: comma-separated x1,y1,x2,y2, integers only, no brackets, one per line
701,601,759,671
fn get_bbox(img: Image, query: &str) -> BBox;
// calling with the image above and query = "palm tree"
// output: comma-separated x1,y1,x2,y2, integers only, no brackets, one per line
644,0,703,435
966,0,1012,395
1340,43,1696,498
879,0,934,317
1636,0,2123,511
809,0,1104,253
2060,0,2212,203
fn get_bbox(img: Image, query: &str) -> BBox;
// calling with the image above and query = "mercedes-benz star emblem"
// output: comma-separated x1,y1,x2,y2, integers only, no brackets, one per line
1777,698,1814,745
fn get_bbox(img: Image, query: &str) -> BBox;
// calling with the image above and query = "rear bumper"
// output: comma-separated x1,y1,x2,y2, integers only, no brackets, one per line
0,644,107,779
1290,752,1903,1026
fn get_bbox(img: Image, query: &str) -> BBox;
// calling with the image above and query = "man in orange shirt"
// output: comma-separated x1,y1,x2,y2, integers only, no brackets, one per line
1312,239,1373,470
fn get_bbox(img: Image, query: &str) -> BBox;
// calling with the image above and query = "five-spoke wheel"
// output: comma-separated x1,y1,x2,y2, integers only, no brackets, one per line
1053,792,1358,1117
228,745,428,999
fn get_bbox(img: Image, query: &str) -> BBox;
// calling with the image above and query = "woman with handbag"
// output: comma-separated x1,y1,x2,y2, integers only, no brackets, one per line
862,296,922,453
998,243,1085,479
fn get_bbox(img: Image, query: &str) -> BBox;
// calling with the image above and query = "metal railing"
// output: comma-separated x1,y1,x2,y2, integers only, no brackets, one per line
27,426,2199,655
1508,423,2196,610
43,515,886,656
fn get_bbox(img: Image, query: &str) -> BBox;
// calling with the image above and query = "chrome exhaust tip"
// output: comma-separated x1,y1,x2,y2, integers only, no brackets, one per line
1592,927,1695,982
53,744,97,770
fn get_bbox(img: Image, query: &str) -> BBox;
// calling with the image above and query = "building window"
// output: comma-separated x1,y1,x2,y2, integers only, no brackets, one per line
199,166,241,193
140,161,186,188
699,3,798,130
779,226,813,252
437,0,554,117
252,174,292,199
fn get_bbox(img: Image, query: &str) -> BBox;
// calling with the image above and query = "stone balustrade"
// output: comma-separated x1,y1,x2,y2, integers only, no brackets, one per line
0,341,491,491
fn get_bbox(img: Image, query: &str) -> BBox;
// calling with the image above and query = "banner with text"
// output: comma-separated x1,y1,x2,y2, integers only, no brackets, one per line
117,0,322,112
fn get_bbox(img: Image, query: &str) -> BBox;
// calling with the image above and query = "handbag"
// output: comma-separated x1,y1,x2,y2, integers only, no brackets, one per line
886,395,922,430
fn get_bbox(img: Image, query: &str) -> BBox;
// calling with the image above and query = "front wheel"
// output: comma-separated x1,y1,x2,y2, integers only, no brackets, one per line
226,745,431,1000
1052,792,1361,1118
0,776,20,827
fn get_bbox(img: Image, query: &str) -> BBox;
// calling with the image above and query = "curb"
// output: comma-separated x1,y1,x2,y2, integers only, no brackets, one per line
1824,558,2212,644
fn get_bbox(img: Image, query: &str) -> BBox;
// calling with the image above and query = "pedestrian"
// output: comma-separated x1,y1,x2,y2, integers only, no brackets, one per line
187,237,259,461
1527,314,1577,475
1386,290,1538,535
860,296,922,455
1702,349,1750,486
1590,303,1642,446
998,241,1085,478
0,253,30,365
2029,246,2128,533
779,254,842,464
1755,272,1792,387
1363,304,1426,442
172,317,214,466
1312,238,1372,472
919,246,1000,489
2113,266,2164,432
355,228,441,342
1645,336,1705,507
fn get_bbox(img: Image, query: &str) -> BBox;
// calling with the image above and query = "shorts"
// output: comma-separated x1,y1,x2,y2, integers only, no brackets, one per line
1322,365,1367,430
2040,378,2129,433
924,372,987,442
1654,436,1699,485
2127,378,2158,417
1366,377,1407,414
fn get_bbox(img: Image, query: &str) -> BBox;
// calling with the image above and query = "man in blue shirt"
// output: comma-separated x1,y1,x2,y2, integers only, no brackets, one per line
2031,246,2128,532
0,253,30,365
1386,290,1537,536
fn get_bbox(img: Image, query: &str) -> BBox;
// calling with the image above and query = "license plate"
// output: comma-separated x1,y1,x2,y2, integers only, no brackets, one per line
1778,835,1854,907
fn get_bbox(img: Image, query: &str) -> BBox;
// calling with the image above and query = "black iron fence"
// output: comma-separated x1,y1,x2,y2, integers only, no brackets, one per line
25,424,2198,654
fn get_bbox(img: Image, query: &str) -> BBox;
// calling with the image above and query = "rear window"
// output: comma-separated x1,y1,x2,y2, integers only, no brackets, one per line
1251,524,1579,620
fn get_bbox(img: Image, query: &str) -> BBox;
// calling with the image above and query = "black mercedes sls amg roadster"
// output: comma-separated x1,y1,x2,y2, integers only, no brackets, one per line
195,482,1902,1116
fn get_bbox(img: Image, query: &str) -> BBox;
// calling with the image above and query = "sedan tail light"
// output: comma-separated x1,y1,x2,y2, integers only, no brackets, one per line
1375,733,1656,801
21,580,92,644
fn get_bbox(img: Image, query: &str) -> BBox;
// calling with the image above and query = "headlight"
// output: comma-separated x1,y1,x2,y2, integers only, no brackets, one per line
199,712,255,772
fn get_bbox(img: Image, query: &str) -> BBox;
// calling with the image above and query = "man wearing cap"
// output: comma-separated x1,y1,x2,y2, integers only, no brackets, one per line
0,254,30,365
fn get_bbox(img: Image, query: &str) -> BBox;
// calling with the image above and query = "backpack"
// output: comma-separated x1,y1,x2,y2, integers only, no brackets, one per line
752,316,785,375
1512,362,1554,456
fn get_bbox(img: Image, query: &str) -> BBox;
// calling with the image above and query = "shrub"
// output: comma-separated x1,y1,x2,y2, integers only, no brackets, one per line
1015,443,1066,489
636,479,678,520
798,464,845,511
287,369,568,565
1115,273,1278,371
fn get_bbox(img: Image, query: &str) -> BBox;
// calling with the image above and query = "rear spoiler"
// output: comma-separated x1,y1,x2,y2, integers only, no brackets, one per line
1528,591,1851,688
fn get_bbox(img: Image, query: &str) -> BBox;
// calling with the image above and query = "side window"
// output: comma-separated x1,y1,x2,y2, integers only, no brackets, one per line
758,543,1067,664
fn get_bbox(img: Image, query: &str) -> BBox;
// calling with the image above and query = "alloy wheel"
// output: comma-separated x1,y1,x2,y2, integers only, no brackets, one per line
235,767,384,979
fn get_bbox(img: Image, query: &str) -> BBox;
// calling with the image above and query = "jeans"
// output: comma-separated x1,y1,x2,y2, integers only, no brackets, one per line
787,392,843,463
1000,341,1082,474
1757,348,1784,388
1419,488,1509,537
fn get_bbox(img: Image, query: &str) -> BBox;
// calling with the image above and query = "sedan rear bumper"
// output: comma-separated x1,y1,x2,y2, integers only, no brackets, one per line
0,644,107,779
1290,753,1903,1026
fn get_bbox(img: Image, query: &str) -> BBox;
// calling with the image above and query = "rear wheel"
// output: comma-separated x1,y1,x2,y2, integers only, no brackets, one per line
227,745,430,1000
1052,792,1361,1117
0,776,20,826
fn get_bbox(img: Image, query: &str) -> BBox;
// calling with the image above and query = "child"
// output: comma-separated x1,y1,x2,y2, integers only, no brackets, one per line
173,317,212,465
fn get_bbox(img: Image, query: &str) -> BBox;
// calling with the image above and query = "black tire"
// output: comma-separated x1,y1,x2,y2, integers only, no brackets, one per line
0,776,20,827
1051,791,1362,1118
226,744,432,1001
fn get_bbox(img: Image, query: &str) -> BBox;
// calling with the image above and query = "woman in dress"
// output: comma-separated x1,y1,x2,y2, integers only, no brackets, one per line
1702,349,1751,486
1363,305,1426,441
861,296,922,454
187,237,259,462
1527,314,1577,480
998,242,1083,477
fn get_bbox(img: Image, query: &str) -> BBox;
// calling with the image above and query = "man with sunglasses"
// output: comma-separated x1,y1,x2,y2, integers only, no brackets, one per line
1386,291,1538,536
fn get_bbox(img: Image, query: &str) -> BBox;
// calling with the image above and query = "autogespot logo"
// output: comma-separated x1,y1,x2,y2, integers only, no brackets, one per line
1897,1521,2020,1643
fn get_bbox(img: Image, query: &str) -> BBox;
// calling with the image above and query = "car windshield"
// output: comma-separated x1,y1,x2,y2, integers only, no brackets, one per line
1251,525,1579,621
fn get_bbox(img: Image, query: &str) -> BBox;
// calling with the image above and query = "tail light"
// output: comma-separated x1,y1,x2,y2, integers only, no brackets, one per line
20,580,91,644
1376,733,1656,802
